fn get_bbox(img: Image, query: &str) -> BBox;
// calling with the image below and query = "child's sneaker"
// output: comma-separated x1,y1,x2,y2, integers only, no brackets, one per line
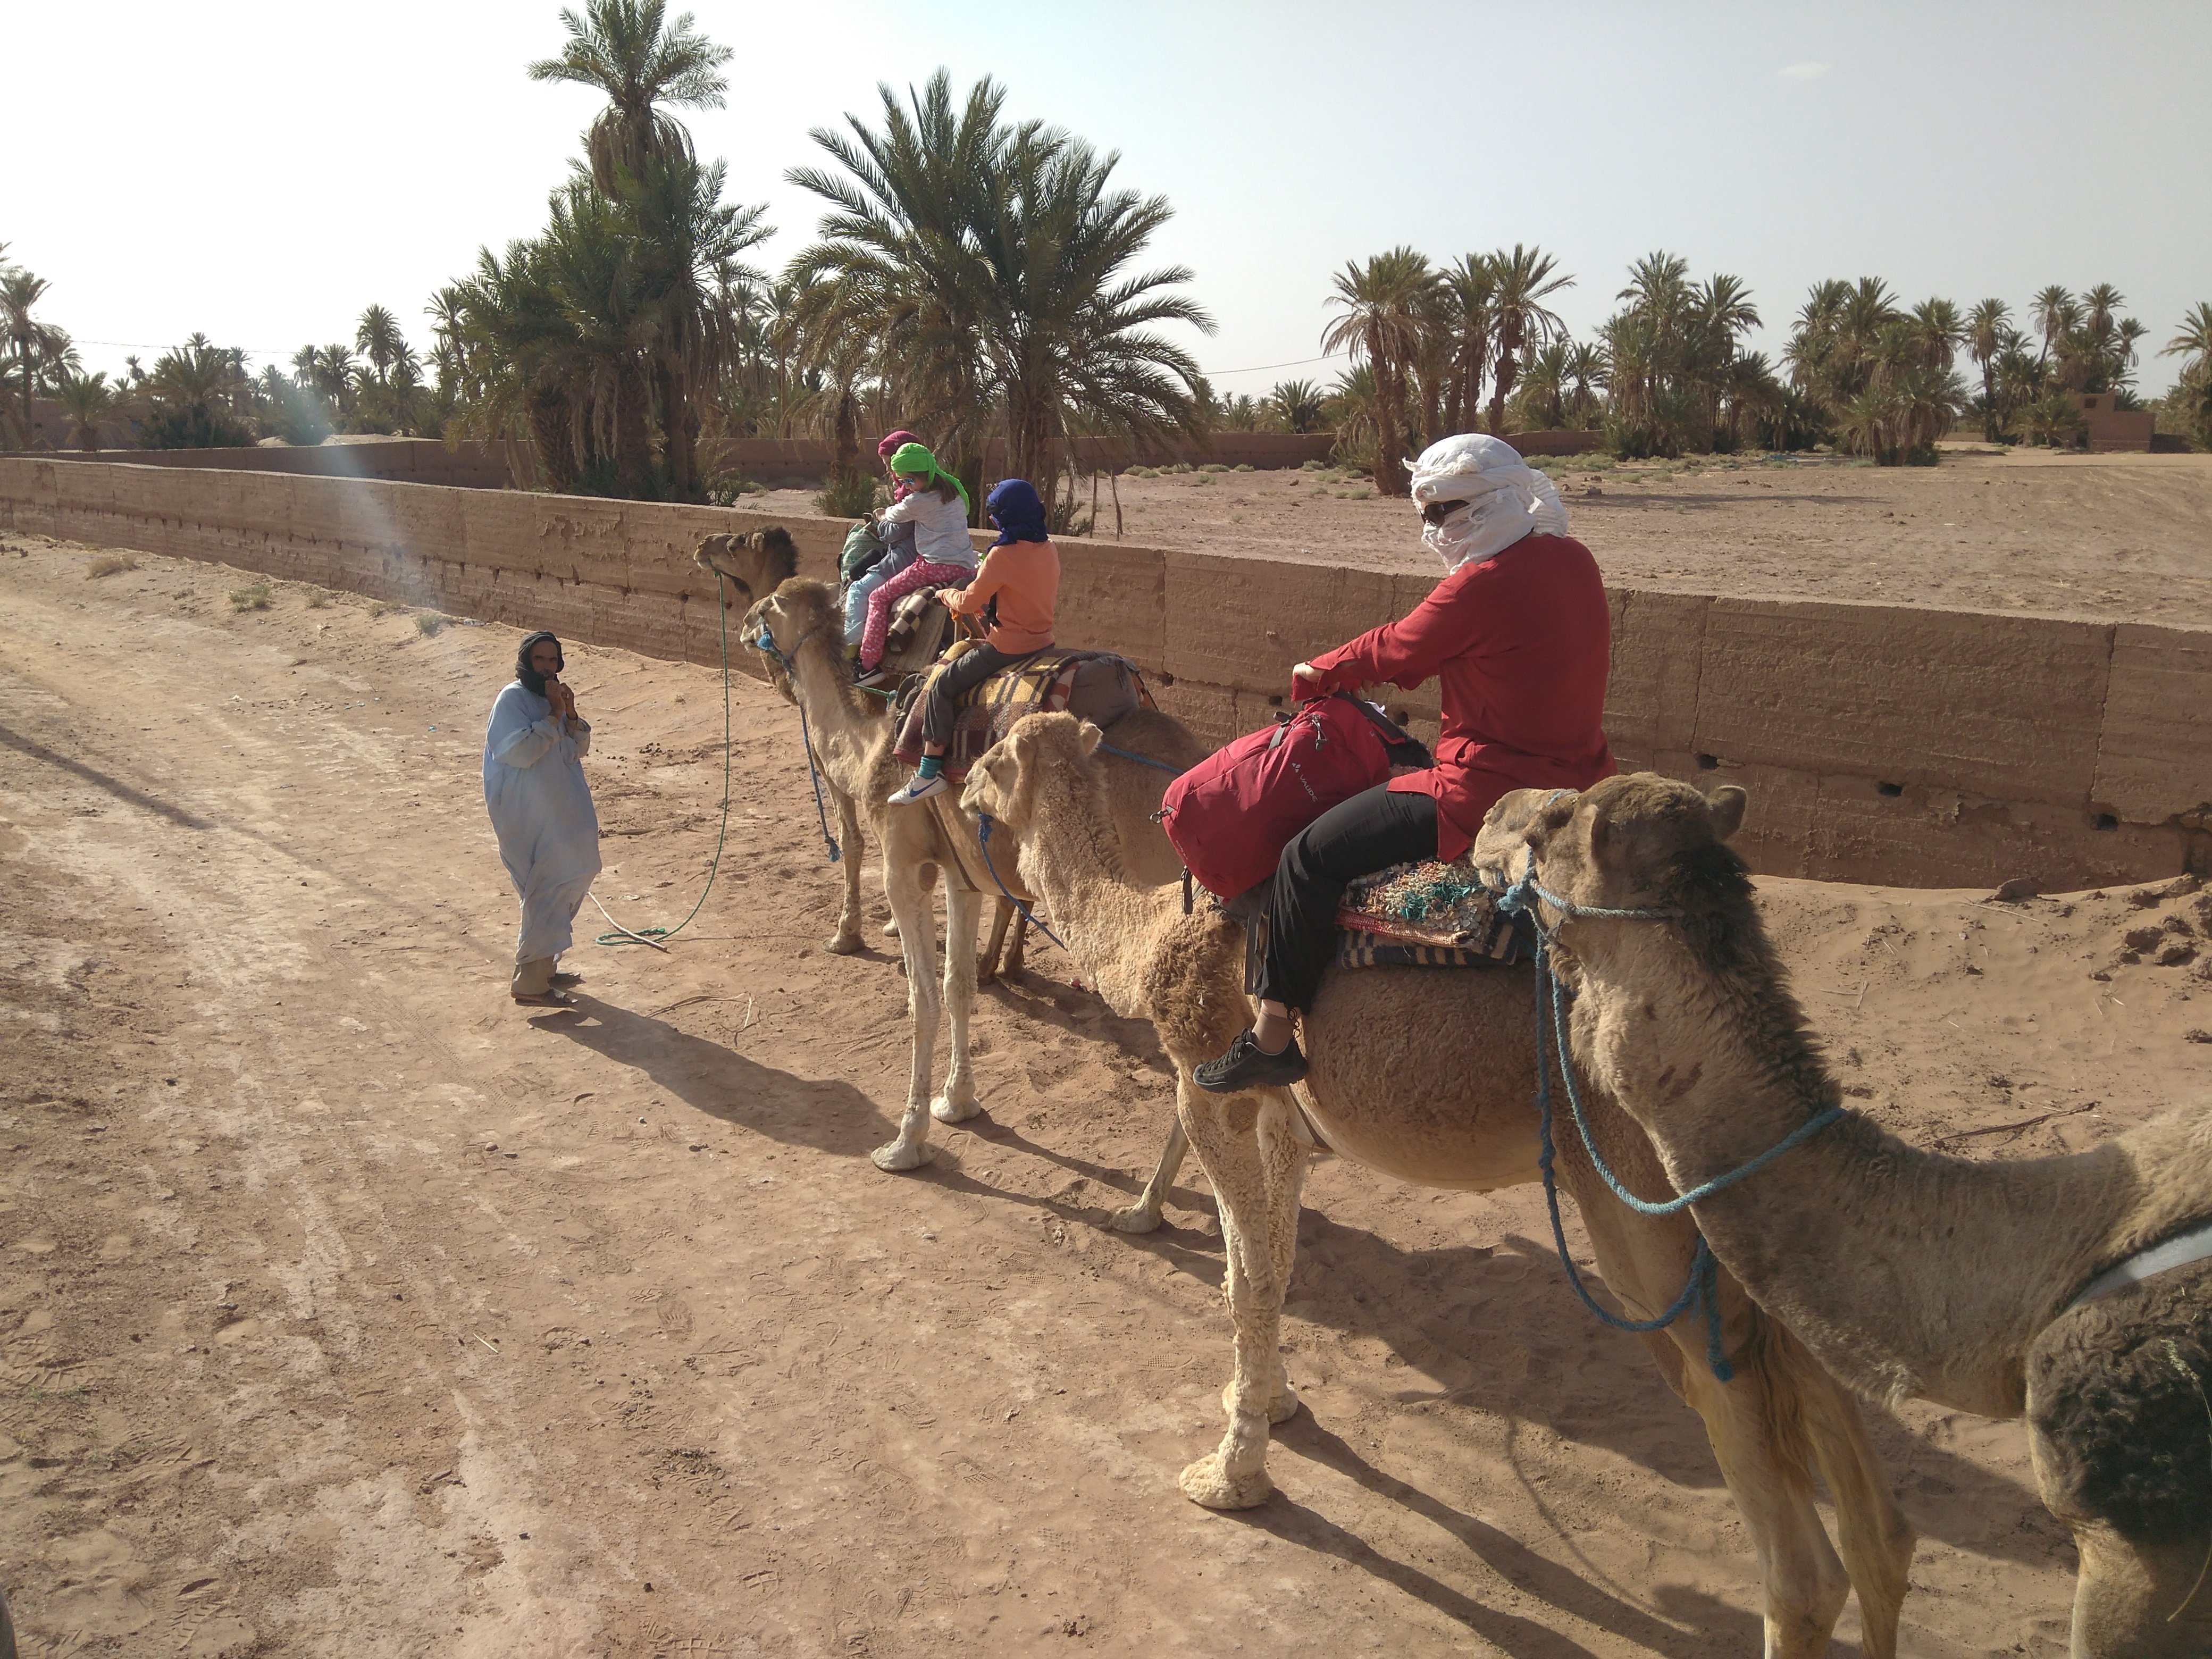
886,772,947,806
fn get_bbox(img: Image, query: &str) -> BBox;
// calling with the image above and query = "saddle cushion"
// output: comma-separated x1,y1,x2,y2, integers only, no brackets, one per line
1333,859,1525,970
891,646,1154,780
883,575,970,656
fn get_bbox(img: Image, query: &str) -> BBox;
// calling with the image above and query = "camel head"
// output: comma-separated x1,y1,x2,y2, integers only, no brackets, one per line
694,527,798,606
738,577,842,708
1473,772,1749,924
962,711,1104,844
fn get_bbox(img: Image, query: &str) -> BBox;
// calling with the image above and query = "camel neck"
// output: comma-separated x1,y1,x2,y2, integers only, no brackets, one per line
783,632,887,785
1565,921,2139,1418
1017,774,1175,1015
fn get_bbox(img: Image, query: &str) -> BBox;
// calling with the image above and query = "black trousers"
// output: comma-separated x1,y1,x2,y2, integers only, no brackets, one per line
920,642,1048,748
1256,783,1438,1013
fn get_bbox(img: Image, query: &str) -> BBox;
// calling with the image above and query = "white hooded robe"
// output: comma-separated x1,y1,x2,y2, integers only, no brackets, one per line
482,682,601,965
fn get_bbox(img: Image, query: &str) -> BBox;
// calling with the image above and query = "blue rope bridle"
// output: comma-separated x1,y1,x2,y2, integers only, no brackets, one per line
752,621,842,866
974,813,1068,952
1491,839,1845,1382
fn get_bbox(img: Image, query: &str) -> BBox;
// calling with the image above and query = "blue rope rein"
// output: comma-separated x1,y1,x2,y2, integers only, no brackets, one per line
1096,740,1183,776
1492,842,1844,1382
975,814,1068,952
752,622,842,866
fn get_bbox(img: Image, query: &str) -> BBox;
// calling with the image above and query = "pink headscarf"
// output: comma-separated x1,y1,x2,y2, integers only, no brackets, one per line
877,430,920,500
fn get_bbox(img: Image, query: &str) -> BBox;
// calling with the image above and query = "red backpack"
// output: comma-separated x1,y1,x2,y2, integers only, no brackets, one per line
1161,694,1425,901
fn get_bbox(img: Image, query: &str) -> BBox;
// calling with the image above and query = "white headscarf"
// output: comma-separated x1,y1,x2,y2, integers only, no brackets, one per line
1407,433,1570,571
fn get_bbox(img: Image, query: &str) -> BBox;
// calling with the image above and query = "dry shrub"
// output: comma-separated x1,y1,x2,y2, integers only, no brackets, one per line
229,581,272,613
304,588,333,609
414,613,449,638
86,554,140,579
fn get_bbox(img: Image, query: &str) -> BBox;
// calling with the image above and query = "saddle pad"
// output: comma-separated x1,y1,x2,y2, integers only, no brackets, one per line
1336,929,1520,970
893,647,1153,781
1333,859,1524,968
883,580,963,655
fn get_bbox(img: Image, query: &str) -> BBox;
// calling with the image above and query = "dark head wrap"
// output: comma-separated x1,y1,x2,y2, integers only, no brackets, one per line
877,430,920,500
985,478,1050,547
516,630,563,696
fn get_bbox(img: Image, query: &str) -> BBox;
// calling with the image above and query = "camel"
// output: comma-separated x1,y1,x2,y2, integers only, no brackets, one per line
961,713,1920,1658
1472,773,2212,1658
696,531,1033,977
724,574,1206,1188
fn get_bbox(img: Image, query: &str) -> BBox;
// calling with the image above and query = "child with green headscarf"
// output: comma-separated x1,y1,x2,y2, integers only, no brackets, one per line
857,442,977,676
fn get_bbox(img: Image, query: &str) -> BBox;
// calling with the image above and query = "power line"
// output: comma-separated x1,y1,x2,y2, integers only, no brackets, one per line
1202,349,1351,379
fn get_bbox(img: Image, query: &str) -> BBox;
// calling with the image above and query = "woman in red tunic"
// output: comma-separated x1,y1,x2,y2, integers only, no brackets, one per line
1195,433,1616,1091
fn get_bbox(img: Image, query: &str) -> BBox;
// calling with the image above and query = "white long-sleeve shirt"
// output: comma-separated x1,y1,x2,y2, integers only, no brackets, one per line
879,487,977,569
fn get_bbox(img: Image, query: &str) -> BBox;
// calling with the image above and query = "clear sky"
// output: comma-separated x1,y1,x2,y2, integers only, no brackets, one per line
12,1,2209,393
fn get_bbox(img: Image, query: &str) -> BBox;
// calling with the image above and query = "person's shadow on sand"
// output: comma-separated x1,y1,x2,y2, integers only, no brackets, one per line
530,995,893,1158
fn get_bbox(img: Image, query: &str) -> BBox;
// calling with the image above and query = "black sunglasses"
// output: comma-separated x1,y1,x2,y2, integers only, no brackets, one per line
1420,498,1471,527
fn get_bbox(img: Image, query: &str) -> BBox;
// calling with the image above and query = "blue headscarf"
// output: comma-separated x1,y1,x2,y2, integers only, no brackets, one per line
985,478,1050,547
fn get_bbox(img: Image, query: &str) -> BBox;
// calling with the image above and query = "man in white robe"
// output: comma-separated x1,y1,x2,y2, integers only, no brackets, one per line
483,631,601,1004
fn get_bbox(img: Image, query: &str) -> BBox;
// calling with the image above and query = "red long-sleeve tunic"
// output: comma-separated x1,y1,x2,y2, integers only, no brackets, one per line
1302,533,1616,860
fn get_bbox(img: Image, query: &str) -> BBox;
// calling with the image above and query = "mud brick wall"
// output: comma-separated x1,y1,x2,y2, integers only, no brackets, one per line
5,456,2205,891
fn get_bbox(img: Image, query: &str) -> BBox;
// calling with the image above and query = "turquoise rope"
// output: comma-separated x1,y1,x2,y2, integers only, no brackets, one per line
1492,841,1846,1380
595,571,735,945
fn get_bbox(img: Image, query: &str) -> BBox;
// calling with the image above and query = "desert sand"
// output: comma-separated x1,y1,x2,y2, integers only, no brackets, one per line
3,529,2209,1657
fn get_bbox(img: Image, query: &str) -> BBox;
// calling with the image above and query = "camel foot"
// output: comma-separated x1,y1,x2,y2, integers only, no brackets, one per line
931,1092,982,1124
1108,1201,1163,1234
826,932,862,956
870,1139,933,1172
1222,1379,1300,1425
976,957,998,987
881,918,900,937
1177,1452,1272,1511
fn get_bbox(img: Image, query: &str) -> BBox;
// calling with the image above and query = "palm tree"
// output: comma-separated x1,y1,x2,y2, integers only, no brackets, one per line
1910,298,1963,372
1485,244,1573,435
53,369,115,450
1322,247,1435,495
355,304,406,387
2,265,52,449
527,0,731,193
1266,377,1326,433
1563,341,1606,428
2165,301,2212,375
1441,253,1497,433
791,71,1211,514
1965,298,2010,440
1510,339,1571,430
2082,282,2124,340
2030,284,2077,367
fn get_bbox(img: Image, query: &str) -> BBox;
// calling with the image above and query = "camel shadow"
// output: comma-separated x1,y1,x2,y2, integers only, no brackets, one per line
1250,1413,1771,1659
1281,1207,2055,1566
530,995,893,1158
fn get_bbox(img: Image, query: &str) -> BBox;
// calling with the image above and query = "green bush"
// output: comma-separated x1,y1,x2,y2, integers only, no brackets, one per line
229,581,272,613
1199,463,1229,473
1300,458,1327,471
1125,465,1158,479
1232,463,1255,472
815,473,879,517
705,471,767,506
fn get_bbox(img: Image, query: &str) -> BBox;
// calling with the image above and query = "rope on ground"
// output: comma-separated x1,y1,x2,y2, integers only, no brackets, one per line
594,570,736,946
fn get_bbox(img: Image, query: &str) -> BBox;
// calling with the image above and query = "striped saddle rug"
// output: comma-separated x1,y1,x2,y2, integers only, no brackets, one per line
891,645,1153,781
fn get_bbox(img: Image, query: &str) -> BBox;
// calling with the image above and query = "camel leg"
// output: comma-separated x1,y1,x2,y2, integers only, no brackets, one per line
872,862,943,1171
1172,1080,1289,1510
1217,1093,1304,1424
1109,1118,1188,1234
1665,1342,1851,1659
977,895,1013,986
1788,1337,1917,1659
932,885,983,1123
826,790,866,954
2066,1521,2212,1658
1002,911,1027,976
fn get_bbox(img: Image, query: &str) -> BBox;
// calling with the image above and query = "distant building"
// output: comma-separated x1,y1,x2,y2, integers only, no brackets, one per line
2068,391,2154,453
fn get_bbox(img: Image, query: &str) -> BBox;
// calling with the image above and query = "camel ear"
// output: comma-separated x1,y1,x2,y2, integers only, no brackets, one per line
1076,720,1104,758
1706,785,1748,842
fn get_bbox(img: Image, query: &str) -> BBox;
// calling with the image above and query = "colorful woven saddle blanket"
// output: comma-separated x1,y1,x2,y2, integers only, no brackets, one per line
891,645,1154,781
1333,859,1526,970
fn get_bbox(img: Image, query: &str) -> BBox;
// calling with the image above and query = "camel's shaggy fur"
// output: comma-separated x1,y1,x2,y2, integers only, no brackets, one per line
965,714,1921,1658
1477,772,2212,1656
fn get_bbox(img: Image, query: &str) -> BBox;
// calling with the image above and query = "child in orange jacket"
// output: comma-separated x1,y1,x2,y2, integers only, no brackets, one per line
887,479,1061,806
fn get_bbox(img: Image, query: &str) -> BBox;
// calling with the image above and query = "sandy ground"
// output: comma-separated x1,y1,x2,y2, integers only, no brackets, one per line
760,448,2212,626
4,534,2211,1658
